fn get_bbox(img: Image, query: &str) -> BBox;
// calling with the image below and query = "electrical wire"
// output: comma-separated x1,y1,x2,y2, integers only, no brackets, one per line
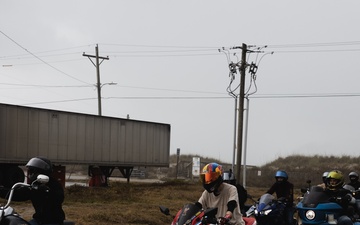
266,41,360,48
249,93,360,99
20,92,360,107
0,82,92,88
0,30,91,85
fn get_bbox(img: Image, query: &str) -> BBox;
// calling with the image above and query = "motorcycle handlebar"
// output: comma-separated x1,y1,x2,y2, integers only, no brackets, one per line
3,182,31,209
2,174,49,209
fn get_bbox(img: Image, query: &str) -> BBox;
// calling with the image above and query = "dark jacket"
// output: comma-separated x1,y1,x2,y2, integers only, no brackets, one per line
324,187,352,213
347,181,360,191
0,177,65,224
267,180,294,205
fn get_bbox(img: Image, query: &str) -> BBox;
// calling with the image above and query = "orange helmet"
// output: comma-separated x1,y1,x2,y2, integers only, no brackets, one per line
200,163,223,193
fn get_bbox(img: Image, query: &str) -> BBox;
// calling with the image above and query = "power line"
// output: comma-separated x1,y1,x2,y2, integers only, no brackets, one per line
0,30,91,85
266,41,360,48
267,49,360,54
17,92,360,106
23,98,97,106
0,82,92,88
250,93,360,99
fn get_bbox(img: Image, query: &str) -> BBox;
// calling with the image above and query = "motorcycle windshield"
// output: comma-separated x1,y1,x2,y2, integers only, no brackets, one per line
301,185,330,207
177,203,202,225
257,193,274,212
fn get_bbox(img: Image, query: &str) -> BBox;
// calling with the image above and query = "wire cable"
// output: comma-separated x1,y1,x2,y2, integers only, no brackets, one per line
0,30,91,85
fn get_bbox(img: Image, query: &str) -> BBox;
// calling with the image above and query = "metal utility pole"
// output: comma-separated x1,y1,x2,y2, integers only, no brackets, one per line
83,44,109,116
242,95,250,188
235,43,247,185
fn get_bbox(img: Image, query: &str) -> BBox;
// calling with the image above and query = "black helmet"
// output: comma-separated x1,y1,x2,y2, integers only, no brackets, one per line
349,172,359,183
26,156,53,182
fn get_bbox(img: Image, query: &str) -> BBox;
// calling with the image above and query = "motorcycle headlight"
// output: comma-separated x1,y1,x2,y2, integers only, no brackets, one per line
305,210,315,220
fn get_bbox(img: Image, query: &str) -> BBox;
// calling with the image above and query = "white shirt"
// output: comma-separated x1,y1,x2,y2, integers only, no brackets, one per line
198,183,245,225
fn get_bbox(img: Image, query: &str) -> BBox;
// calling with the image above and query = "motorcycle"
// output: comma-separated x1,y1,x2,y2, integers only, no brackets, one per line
343,185,360,221
245,193,291,225
297,185,360,225
160,203,226,225
0,174,75,225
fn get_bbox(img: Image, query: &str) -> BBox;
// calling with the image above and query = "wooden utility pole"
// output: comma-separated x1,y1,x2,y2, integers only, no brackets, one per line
83,44,109,116
235,43,247,184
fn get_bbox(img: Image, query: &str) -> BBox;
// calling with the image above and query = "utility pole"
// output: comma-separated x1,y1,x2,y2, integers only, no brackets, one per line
83,44,109,116
235,43,247,185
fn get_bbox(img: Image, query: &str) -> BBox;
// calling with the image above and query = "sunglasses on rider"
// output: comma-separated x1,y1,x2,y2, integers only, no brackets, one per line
28,168,39,176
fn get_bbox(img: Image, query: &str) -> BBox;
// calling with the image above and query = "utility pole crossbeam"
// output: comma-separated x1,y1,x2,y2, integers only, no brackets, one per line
83,44,109,116
235,43,247,185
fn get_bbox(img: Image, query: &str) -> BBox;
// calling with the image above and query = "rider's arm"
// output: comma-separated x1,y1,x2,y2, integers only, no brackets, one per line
0,186,9,199
266,183,277,195
195,201,202,209
0,186,31,201
227,200,237,213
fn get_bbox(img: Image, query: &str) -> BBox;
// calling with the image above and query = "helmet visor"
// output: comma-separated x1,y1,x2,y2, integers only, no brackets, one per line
200,171,219,184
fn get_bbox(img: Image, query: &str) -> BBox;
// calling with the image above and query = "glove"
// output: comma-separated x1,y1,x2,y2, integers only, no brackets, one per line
329,197,339,202
342,194,352,204
33,183,50,193
218,214,231,225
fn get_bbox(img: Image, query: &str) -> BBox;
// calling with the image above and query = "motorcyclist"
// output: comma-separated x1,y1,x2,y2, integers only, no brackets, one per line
195,162,255,225
318,171,329,190
266,170,294,225
222,169,248,216
0,156,65,225
347,172,360,194
324,170,356,225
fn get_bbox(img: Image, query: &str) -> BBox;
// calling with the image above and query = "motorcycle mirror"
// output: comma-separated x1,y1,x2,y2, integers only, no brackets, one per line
300,188,308,193
159,206,170,216
36,175,49,184
306,180,311,184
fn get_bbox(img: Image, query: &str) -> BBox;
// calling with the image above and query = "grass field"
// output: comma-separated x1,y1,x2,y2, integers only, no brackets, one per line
7,179,302,225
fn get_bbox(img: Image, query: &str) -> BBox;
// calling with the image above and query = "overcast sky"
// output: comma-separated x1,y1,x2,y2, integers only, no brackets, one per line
1,1,360,166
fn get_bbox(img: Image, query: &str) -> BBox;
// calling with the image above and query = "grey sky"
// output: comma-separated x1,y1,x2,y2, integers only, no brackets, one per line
1,1,359,166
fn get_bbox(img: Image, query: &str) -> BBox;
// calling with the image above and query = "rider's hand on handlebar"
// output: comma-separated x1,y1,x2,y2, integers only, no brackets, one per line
342,194,352,204
329,195,352,205
218,213,232,225
33,183,49,192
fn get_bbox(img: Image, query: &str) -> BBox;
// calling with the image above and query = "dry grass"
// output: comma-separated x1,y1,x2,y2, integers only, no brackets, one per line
11,180,203,225
11,153,339,225
9,179,302,225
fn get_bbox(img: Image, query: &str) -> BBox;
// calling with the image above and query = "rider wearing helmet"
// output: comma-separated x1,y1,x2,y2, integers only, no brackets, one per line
324,170,355,225
26,156,53,182
326,170,346,191
195,163,254,225
267,170,294,204
200,162,224,195
323,171,330,183
266,170,294,225
0,156,65,225
223,169,248,216
347,171,360,191
318,171,329,190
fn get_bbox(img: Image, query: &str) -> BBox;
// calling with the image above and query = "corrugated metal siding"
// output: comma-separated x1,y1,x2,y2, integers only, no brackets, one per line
0,103,170,167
